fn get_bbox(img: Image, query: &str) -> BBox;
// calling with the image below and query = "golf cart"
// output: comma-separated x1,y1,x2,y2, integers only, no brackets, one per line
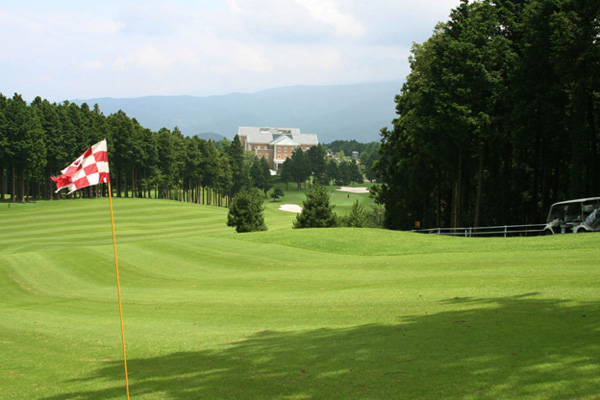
543,197,600,234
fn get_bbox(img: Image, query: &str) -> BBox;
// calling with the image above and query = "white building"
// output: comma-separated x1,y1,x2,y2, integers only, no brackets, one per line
238,127,319,170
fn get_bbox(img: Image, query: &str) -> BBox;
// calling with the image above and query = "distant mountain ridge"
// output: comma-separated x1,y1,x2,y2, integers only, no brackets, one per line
74,81,402,143
197,132,226,142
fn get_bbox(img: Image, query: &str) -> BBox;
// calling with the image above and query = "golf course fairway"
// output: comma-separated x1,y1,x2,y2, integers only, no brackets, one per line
1,198,598,399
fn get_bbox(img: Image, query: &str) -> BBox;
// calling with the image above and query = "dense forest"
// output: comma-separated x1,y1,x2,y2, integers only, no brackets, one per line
374,0,600,230
0,94,367,204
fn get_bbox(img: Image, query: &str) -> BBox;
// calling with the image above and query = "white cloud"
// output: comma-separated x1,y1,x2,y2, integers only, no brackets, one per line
294,0,365,36
81,60,103,69
225,0,243,14
0,0,462,101
234,46,274,73
131,45,172,70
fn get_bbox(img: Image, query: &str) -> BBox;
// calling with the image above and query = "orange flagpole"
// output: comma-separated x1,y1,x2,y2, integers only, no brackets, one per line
108,181,130,399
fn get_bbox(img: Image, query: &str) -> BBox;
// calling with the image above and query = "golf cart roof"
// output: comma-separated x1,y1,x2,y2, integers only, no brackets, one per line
550,197,600,207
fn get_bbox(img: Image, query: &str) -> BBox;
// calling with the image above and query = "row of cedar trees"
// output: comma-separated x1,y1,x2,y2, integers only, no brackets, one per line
0,93,367,205
374,0,600,230
0,94,262,205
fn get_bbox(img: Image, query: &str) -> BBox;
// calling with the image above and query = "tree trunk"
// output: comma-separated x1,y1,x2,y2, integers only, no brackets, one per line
21,173,26,203
474,145,485,227
11,164,16,203
0,166,5,201
453,149,463,229
131,169,136,198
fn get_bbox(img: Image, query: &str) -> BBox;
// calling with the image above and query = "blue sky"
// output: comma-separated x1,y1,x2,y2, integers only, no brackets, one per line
1,0,459,102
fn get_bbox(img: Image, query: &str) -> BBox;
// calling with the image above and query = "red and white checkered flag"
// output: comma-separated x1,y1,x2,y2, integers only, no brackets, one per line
52,139,110,194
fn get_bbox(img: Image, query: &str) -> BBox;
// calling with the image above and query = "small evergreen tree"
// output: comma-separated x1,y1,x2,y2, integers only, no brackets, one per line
227,188,267,233
293,183,337,228
270,187,284,202
340,200,366,227
258,156,273,197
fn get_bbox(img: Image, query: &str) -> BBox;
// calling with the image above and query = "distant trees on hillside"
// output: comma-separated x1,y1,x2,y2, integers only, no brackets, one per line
280,144,368,190
375,0,600,230
323,140,380,183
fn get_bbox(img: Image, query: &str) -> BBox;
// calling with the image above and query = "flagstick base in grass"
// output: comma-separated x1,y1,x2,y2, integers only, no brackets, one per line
108,181,130,400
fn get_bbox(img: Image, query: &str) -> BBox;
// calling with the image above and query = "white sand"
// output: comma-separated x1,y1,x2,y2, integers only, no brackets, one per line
336,186,370,193
279,204,303,213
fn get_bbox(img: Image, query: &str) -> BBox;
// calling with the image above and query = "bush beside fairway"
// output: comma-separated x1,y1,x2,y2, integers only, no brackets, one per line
1,198,599,399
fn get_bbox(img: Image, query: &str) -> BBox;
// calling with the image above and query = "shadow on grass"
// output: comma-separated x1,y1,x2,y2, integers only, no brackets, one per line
42,294,599,399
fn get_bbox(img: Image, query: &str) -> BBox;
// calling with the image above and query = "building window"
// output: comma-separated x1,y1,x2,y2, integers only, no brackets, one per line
284,147,288,152
278,147,281,152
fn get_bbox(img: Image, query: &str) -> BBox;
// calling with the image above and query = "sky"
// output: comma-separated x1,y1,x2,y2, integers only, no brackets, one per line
1,0,460,102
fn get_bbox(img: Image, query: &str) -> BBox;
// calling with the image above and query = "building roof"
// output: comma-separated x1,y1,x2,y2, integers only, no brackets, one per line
238,127,301,136
292,133,318,145
238,126,318,146
271,135,299,146
247,133,275,144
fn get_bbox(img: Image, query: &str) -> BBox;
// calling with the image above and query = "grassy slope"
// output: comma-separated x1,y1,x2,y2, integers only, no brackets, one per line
0,197,599,399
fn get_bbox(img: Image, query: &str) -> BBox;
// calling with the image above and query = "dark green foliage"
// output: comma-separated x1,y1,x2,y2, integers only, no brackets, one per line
364,203,385,228
325,160,339,185
360,150,379,183
250,156,273,197
227,135,249,197
339,160,363,186
339,200,367,228
4,94,46,202
281,148,311,190
270,187,284,202
227,188,267,233
0,94,237,204
323,140,380,184
293,184,338,229
323,140,380,156
375,0,600,230
307,145,328,184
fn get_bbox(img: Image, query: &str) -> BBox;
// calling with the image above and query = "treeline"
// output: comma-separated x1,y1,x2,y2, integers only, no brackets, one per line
375,0,600,230
0,93,265,204
280,144,364,190
0,93,368,204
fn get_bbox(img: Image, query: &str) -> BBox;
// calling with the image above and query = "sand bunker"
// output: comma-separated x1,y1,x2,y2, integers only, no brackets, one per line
336,186,370,194
279,204,303,213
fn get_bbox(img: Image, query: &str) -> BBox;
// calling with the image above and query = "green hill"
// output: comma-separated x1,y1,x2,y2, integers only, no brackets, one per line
1,198,599,399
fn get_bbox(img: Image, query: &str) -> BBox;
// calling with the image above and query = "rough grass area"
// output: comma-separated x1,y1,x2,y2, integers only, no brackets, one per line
1,197,599,399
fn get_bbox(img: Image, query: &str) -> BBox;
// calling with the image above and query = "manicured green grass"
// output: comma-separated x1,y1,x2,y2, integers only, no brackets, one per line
1,197,599,399
264,183,374,230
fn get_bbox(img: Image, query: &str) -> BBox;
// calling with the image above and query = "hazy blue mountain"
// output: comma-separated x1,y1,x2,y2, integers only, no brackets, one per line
74,81,401,143
198,132,226,142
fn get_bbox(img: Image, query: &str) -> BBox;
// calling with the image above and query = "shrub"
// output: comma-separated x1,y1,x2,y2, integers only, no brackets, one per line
227,188,267,233
293,184,337,228
340,200,367,227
